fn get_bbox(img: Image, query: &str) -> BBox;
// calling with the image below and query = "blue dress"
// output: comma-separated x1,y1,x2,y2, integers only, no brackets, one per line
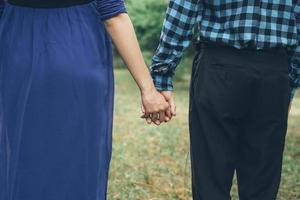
0,1,126,199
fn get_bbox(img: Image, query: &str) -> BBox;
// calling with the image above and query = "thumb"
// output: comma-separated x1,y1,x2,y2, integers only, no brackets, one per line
169,97,176,116
141,105,145,113
141,105,146,118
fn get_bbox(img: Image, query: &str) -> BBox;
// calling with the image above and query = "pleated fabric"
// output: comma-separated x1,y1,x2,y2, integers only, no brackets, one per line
0,2,115,200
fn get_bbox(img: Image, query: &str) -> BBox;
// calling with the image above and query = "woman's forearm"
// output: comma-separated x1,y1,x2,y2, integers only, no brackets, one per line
104,13,155,94
104,13,170,122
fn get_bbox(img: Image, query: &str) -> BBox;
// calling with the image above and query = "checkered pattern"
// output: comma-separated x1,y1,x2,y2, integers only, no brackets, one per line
289,2,300,99
151,0,300,99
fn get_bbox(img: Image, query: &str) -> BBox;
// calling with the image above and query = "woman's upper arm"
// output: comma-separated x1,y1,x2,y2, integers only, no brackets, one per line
96,0,127,21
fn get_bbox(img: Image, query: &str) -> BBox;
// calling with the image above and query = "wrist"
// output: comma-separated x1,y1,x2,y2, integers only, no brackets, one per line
140,83,156,96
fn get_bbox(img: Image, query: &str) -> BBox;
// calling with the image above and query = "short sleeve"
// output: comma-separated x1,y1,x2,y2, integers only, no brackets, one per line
96,0,127,21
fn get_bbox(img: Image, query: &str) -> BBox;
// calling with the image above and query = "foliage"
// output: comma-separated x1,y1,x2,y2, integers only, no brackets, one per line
126,0,168,52
113,0,169,69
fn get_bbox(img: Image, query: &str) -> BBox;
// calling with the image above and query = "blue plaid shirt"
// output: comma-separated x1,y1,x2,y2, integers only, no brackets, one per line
151,0,300,99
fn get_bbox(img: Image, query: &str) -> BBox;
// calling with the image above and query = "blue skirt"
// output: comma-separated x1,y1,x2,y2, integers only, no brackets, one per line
0,2,114,200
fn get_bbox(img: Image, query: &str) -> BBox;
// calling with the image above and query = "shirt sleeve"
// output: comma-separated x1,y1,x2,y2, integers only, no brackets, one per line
0,0,4,18
150,0,200,91
96,0,127,21
288,3,300,100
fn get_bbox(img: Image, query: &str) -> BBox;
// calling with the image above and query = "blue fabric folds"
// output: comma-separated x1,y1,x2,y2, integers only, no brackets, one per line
96,0,127,20
0,0,127,20
0,2,115,200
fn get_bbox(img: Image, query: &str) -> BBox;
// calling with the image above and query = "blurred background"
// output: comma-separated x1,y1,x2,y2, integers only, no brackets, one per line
108,0,300,199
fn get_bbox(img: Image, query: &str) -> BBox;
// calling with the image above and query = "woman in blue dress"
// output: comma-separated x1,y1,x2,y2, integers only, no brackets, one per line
0,0,170,199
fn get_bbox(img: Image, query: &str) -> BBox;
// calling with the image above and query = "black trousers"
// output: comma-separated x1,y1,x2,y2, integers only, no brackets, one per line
189,43,290,200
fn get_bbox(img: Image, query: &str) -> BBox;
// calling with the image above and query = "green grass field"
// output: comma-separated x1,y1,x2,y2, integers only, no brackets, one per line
108,69,300,200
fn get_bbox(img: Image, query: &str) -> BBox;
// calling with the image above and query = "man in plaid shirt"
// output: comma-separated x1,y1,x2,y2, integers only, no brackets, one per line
151,0,300,199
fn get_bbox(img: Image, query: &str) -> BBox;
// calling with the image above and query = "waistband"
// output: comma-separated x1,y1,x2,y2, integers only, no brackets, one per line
8,0,94,8
196,41,289,69
196,41,287,55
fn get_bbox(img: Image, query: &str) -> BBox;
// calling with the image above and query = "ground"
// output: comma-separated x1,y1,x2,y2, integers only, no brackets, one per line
108,69,300,200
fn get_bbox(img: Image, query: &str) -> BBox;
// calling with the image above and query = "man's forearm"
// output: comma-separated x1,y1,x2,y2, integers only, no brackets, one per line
288,45,300,100
151,0,200,91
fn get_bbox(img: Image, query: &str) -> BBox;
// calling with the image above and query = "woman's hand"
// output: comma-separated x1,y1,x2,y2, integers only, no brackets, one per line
141,87,170,125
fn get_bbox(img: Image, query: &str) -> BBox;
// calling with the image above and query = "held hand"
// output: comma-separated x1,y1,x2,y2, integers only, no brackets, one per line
141,88,170,125
160,91,176,120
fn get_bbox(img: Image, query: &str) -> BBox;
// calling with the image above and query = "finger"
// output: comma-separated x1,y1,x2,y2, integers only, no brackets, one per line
141,105,147,118
159,111,166,123
141,105,146,113
141,108,150,118
165,108,172,120
141,105,145,114
166,107,172,117
151,113,161,125
164,113,170,122
169,99,176,116
165,116,170,122
141,113,150,119
150,112,158,122
146,117,152,124
154,116,161,125
154,120,161,125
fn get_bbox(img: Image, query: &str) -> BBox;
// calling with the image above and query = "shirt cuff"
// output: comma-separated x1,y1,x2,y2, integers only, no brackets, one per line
152,74,174,91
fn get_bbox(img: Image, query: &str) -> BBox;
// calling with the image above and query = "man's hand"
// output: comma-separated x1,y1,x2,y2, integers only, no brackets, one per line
160,91,176,120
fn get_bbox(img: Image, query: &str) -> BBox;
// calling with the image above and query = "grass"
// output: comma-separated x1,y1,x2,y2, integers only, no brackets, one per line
108,69,300,200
